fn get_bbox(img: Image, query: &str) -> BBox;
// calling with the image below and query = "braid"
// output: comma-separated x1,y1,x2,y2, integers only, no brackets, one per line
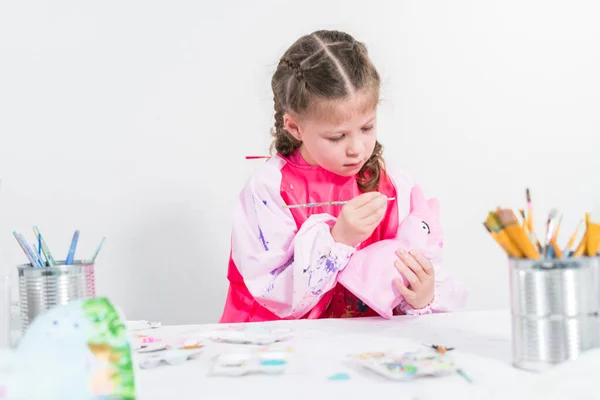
357,141,384,192
280,58,304,80
270,93,301,156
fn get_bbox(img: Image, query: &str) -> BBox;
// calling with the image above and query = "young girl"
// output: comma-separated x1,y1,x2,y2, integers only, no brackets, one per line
219,30,468,323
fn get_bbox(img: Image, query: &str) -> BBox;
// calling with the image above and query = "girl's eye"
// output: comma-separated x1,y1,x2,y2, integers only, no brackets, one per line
328,135,344,142
421,221,430,234
361,125,374,132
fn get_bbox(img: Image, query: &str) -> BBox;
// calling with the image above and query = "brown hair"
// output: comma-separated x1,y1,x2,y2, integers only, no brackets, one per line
270,30,384,192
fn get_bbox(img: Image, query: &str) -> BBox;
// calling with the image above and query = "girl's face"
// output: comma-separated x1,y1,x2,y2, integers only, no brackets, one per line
283,90,378,177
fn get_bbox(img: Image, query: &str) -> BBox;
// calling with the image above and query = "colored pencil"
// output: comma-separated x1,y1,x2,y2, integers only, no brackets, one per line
65,230,80,265
33,226,56,267
13,232,43,268
89,237,106,263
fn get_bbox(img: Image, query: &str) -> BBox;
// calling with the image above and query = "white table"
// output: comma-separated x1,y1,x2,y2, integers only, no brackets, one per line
133,310,596,400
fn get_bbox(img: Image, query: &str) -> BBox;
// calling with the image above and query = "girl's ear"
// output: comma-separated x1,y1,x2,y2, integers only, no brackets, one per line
283,113,302,141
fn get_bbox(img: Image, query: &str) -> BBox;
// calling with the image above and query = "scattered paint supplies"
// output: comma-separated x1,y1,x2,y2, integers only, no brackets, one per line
137,339,206,369
327,373,351,381
131,334,164,353
127,320,162,332
13,227,106,267
210,348,290,377
206,326,292,345
351,346,472,383
483,188,600,260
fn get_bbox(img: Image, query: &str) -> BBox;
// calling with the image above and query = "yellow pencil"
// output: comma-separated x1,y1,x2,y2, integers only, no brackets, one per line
551,215,563,243
551,240,563,259
574,231,587,257
564,220,583,253
520,204,542,251
585,212,600,256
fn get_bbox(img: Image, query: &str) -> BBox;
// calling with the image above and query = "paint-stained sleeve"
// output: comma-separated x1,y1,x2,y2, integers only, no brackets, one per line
230,162,355,319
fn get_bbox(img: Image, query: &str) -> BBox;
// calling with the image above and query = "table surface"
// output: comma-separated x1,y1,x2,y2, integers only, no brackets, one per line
133,309,597,400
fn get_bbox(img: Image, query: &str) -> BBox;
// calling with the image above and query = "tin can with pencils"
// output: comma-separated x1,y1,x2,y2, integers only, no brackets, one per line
17,260,96,333
510,256,600,371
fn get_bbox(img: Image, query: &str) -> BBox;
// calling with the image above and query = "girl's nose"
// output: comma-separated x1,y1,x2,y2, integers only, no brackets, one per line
346,137,364,157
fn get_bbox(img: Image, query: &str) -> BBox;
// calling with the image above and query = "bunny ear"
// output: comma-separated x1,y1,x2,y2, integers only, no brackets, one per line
427,198,440,217
409,185,427,212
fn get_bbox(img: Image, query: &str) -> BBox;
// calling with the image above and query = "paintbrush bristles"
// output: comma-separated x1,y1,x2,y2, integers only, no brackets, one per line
495,208,541,259
496,209,519,227
483,212,525,258
484,213,501,232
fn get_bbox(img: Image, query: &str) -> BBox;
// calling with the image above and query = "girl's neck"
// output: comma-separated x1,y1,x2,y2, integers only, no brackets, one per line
298,146,317,166
288,148,314,166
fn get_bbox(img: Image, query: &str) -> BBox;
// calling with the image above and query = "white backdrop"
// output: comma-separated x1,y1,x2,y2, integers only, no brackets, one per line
1,0,599,324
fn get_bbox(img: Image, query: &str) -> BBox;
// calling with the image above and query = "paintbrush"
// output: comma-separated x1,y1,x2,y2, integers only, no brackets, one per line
574,231,588,257
519,208,542,250
285,197,396,209
483,213,523,258
561,219,583,258
426,343,472,383
551,214,563,242
550,214,564,258
526,188,533,234
496,209,541,259
543,209,560,259
519,209,527,228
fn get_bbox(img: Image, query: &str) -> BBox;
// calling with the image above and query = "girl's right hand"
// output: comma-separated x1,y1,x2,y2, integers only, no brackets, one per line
331,192,389,247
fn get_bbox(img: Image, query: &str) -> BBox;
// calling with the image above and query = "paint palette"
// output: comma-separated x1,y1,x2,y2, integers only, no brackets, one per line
130,334,163,352
138,348,204,369
136,340,205,369
135,342,168,354
208,326,292,345
127,320,161,331
353,349,457,381
210,348,289,377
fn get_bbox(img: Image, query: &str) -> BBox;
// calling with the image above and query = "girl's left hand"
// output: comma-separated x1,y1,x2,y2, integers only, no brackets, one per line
393,249,435,309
